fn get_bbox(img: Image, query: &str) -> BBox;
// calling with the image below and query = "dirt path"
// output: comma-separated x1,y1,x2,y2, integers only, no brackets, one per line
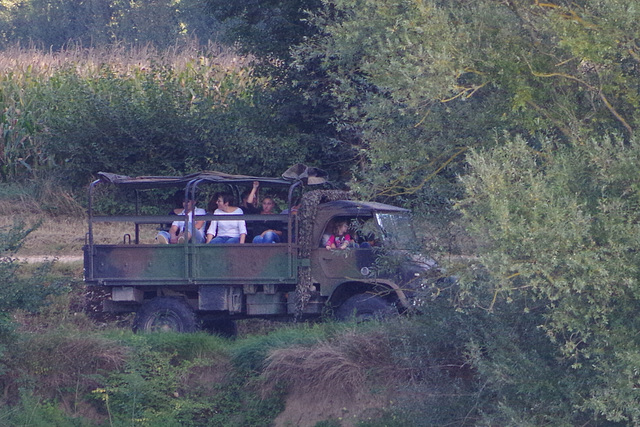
16,255,83,263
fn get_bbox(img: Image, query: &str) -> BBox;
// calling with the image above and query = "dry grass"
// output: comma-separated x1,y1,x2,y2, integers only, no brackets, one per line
265,329,405,427
2,331,128,403
262,330,400,402
0,214,141,256
0,40,251,79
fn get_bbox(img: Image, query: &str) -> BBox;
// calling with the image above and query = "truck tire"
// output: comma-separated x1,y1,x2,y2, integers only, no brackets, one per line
133,297,197,333
335,294,396,322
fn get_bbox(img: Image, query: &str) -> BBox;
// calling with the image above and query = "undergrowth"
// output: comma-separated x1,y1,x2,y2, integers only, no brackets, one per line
0,196,594,426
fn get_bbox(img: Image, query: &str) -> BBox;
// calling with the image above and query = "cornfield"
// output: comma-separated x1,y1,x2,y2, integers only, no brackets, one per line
0,40,263,184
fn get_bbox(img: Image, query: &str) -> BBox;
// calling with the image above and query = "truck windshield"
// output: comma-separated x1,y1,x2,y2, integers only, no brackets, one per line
375,213,416,249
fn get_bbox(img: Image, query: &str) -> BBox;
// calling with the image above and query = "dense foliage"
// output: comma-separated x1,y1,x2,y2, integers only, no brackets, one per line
0,0,639,425
293,0,640,202
459,135,640,423
0,0,216,49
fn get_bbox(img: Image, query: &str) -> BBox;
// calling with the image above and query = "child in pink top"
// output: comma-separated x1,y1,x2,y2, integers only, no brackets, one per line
325,221,351,250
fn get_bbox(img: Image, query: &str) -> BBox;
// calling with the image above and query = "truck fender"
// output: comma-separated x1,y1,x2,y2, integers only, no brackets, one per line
372,279,410,309
329,279,409,309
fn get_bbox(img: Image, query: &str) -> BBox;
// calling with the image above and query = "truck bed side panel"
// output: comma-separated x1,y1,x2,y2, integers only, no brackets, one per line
87,245,186,280
193,244,295,282
85,244,297,284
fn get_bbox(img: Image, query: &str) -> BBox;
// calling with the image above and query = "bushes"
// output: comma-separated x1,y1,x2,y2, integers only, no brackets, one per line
0,220,67,346
459,134,640,424
37,47,298,185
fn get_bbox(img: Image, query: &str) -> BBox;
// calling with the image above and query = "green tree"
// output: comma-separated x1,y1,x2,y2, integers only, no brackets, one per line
294,0,640,201
459,135,640,423
203,0,323,60
4,0,113,48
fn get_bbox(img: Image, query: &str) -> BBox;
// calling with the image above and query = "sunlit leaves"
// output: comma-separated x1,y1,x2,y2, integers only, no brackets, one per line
460,135,640,422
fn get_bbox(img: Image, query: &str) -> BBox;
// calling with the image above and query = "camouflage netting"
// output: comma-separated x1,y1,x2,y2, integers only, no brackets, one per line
294,189,352,319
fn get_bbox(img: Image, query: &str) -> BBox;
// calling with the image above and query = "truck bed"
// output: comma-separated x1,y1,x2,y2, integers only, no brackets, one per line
84,243,298,286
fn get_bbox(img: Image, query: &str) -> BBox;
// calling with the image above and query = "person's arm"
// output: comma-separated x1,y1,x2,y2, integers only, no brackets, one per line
239,219,247,243
205,221,217,243
247,181,259,205
168,224,180,244
339,234,351,249
263,220,283,237
326,235,336,250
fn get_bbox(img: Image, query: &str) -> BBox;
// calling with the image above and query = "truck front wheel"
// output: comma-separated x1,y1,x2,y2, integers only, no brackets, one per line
134,297,197,333
335,294,396,322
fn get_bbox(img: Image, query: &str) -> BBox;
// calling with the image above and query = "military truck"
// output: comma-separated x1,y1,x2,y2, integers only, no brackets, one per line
83,165,444,333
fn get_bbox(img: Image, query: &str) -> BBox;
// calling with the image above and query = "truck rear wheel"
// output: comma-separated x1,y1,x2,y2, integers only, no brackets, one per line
134,297,197,333
335,293,396,322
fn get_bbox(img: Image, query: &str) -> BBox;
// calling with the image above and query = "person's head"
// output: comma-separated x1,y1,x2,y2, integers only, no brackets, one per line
261,196,277,214
333,221,349,236
183,198,196,212
173,190,185,208
175,189,199,211
216,192,235,209
208,192,220,212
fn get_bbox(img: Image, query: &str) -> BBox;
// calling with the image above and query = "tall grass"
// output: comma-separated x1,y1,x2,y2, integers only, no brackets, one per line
0,40,249,77
262,328,397,401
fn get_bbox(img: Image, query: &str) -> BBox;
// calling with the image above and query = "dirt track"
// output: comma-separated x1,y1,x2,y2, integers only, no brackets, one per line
16,255,83,263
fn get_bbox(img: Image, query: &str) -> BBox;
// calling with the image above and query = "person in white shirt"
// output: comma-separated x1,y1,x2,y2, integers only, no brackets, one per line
157,195,206,244
206,193,247,244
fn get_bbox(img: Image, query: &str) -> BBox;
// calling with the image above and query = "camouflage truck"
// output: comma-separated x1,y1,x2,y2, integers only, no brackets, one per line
83,165,445,333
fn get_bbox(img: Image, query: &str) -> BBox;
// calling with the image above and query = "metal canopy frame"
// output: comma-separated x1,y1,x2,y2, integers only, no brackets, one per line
86,165,327,246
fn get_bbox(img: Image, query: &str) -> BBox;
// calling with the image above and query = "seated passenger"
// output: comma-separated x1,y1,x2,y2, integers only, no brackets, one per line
206,193,247,244
156,194,206,244
158,189,185,232
240,181,261,215
240,182,260,240
280,197,301,215
252,196,283,244
325,220,352,250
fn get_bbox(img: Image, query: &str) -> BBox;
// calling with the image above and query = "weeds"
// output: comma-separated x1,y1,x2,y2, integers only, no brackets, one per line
263,329,396,401
229,322,343,373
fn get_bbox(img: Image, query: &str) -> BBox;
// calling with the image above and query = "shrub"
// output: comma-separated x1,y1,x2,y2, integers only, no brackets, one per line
263,329,393,400
459,134,640,423
0,222,70,325
0,219,65,341
94,333,284,427
1,331,127,404
230,323,341,373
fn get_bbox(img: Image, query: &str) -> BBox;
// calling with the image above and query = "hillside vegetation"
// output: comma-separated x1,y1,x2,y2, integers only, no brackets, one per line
0,217,559,426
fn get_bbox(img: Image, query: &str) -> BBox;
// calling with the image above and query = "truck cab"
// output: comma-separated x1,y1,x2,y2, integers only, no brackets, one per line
83,166,444,332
